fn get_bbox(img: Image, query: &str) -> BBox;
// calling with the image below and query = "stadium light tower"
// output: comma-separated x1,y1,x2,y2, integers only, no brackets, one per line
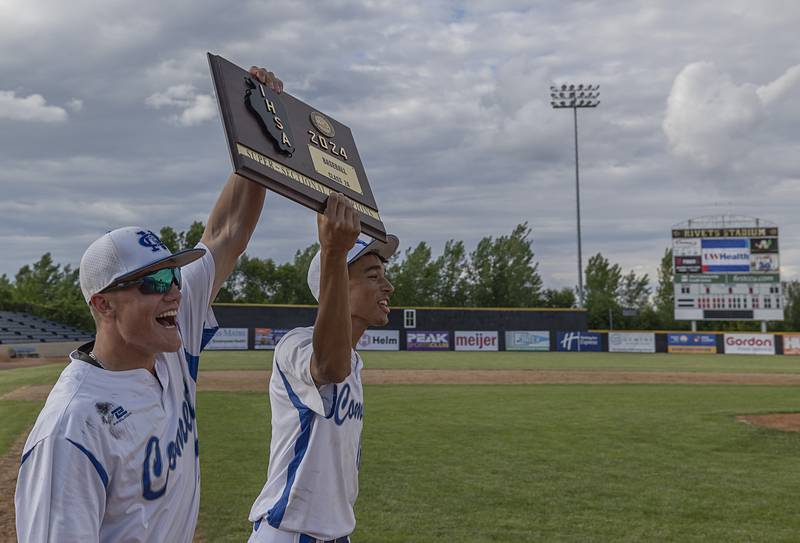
550,83,600,308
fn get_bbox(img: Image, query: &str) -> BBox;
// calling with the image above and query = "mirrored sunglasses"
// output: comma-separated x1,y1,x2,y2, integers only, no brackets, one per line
104,267,182,295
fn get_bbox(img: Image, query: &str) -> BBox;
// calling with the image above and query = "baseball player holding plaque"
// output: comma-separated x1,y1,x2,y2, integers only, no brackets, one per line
14,67,282,543
248,193,398,543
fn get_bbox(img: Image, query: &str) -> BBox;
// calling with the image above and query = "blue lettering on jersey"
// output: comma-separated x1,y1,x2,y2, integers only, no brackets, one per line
326,383,364,426
142,379,197,500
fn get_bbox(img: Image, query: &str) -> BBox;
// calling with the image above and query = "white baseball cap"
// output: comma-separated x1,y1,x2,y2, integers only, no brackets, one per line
307,234,399,302
79,226,206,303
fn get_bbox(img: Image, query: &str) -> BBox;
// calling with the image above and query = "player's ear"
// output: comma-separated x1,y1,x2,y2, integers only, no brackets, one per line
90,294,116,319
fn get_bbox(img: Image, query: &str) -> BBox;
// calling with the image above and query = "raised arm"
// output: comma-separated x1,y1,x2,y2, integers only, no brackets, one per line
201,66,282,300
310,193,361,385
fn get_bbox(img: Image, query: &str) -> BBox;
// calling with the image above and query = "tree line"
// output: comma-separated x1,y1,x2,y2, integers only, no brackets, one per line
2,223,800,333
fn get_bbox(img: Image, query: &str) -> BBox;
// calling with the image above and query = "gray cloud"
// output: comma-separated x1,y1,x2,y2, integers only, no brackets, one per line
1,0,800,296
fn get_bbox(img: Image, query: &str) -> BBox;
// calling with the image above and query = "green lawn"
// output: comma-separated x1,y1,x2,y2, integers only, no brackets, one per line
6,356,800,541
199,350,800,374
196,385,800,542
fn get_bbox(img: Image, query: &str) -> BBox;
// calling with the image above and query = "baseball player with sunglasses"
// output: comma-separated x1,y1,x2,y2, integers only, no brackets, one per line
248,193,398,543
15,66,282,543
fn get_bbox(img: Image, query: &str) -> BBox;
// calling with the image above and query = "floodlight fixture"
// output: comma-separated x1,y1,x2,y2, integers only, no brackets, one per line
548,82,601,308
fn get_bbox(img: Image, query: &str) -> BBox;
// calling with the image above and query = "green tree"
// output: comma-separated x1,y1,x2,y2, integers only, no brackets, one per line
584,253,622,328
12,253,93,331
467,223,542,307
783,280,800,331
654,248,676,328
235,254,278,303
272,243,319,304
387,242,441,306
433,240,469,306
184,221,205,249
158,226,182,253
542,287,576,308
0,274,13,307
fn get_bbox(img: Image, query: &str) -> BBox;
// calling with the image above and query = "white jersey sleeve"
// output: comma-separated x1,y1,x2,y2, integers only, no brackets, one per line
273,327,332,416
16,435,107,542
176,242,218,381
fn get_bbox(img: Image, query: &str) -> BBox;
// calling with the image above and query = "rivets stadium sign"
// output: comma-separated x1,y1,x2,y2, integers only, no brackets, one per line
672,227,778,238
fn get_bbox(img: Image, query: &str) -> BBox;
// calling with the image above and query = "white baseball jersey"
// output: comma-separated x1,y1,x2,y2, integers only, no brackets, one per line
15,244,218,543
249,326,364,541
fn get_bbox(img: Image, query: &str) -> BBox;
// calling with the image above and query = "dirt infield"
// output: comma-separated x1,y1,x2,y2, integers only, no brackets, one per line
0,357,66,370
6,369,800,402
737,413,800,432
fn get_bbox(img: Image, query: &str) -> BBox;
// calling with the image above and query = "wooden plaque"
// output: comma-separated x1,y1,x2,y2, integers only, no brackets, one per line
208,53,386,241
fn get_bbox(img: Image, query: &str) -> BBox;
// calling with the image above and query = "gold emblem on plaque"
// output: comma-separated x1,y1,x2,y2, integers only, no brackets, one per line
310,111,335,138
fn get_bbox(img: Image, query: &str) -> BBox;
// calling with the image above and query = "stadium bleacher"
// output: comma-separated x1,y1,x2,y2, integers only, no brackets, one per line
0,311,94,344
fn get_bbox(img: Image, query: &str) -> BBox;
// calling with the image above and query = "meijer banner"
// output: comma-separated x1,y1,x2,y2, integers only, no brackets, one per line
608,332,655,353
783,334,800,355
254,327,289,350
406,331,450,351
357,330,400,351
206,327,248,350
667,333,717,354
505,331,550,351
724,333,775,355
454,331,498,351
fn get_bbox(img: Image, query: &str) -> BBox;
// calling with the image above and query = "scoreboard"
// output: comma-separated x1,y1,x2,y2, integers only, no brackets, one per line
672,225,782,321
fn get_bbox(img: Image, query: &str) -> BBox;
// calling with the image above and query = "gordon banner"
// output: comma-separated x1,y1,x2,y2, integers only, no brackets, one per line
505,331,550,352
556,332,602,352
608,332,655,353
357,330,400,351
206,327,248,350
406,331,450,351
254,327,289,350
454,331,498,351
723,333,775,355
667,333,717,354
783,334,800,355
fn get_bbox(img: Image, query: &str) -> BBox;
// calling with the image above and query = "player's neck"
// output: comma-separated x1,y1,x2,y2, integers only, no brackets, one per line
351,320,367,349
92,332,157,373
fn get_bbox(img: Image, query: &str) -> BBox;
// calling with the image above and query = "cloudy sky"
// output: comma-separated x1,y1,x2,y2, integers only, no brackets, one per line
2,0,799,292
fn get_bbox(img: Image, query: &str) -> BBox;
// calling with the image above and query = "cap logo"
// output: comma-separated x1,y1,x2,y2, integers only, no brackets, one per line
137,230,167,253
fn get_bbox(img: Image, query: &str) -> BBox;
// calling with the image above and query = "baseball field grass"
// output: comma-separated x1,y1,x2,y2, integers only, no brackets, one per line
4,352,800,542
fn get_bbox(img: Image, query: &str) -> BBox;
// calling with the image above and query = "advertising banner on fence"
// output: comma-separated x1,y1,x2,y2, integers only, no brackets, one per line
724,333,775,355
254,328,289,350
505,331,550,351
206,327,248,350
608,332,655,353
357,330,400,351
406,331,450,351
783,334,800,355
667,333,717,354
454,331,498,351
556,332,602,352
